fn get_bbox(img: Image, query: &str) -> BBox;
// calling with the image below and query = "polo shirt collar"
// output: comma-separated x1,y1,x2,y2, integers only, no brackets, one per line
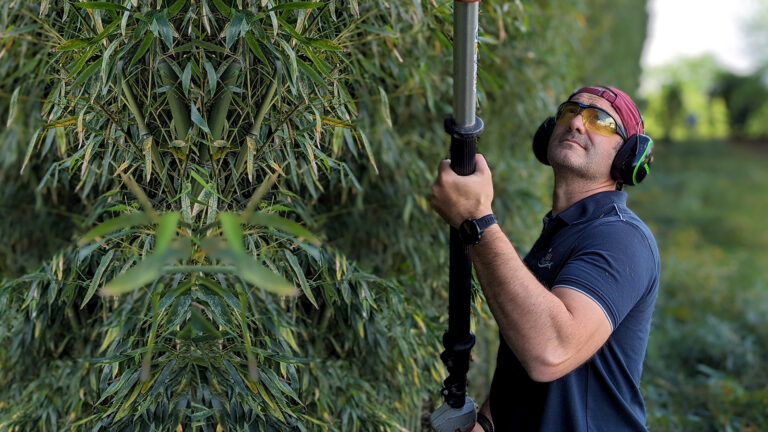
544,190,627,226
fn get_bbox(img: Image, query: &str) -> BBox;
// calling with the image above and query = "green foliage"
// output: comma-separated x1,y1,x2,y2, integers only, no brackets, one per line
632,139,768,430
1,0,648,430
711,70,768,141
580,0,648,94
641,55,730,142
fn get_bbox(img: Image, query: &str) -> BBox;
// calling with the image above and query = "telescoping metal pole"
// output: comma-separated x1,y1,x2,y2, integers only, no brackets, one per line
430,1,484,431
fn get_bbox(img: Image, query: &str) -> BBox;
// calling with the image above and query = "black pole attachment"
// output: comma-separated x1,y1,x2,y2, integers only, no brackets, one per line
440,115,484,409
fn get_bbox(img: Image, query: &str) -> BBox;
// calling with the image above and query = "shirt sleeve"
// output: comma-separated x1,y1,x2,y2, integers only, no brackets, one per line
553,221,658,331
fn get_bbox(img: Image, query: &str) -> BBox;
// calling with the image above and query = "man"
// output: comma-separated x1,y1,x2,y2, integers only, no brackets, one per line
430,86,660,431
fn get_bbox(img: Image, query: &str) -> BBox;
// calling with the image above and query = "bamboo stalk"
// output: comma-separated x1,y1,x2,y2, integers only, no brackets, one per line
209,60,241,142
120,73,176,196
224,61,281,195
158,59,190,141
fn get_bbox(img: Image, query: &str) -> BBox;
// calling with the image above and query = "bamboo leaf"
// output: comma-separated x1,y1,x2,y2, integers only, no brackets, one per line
79,213,152,246
71,61,101,88
82,249,115,307
181,61,191,96
120,173,159,220
378,86,392,127
73,2,128,11
219,212,245,256
226,10,248,50
150,13,173,48
190,103,211,134
154,212,180,254
100,257,163,296
172,39,227,54
113,383,141,421
269,2,324,11
276,38,297,85
211,0,230,15
204,59,217,96
189,308,222,340
168,0,187,16
236,255,296,296
130,32,154,66
296,57,324,88
222,359,249,395
242,173,277,220
148,359,176,396
189,170,228,202
141,288,161,382
59,39,91,51
6,87,20,127
101,39,119,91
276,17,307,43
355,128,378,175
244,31,268,65
247,212,320,245
305,38,342,51
284,250,316,308
320,115,353,129
43,116,78,129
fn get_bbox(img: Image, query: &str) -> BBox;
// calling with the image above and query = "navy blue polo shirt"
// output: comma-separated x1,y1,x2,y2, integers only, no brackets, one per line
489,191,659,432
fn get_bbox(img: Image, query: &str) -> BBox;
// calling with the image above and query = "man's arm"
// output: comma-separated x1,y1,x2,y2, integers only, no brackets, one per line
470,224,611,382
430,154,612,381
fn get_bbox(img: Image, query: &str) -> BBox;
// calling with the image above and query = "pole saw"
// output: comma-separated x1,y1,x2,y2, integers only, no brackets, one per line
430,1,484,431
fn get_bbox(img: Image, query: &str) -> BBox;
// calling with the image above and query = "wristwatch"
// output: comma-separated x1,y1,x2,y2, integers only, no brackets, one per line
458,214,497,245
477,412,494,432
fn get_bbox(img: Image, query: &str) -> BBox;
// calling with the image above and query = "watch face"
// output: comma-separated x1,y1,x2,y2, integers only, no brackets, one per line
459,219,480,244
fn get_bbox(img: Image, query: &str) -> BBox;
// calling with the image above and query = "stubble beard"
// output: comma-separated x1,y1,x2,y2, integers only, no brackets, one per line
548,132,600,181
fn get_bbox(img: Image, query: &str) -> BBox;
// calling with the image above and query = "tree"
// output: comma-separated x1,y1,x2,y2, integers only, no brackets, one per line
711,70,768,141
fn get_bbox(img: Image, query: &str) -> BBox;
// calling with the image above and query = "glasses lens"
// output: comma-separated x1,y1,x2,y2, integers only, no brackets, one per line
584,109,618,137
556,102,579,123
556,102,620,137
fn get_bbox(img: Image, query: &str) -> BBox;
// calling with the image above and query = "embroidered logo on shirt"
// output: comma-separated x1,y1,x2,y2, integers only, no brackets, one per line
537,248,554,269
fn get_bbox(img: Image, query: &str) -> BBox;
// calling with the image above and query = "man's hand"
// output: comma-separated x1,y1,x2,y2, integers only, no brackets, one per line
430,153,494,228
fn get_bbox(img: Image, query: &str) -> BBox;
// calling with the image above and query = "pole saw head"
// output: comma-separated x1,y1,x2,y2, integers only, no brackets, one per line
430,396,476,432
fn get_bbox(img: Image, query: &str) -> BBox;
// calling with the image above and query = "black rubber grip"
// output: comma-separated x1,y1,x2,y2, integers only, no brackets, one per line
445,116,484,176
440,115,484,408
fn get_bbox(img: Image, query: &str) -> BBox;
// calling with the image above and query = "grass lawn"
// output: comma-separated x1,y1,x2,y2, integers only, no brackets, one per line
631,139,768,431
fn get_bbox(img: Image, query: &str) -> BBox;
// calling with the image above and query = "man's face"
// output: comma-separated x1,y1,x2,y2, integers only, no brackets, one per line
547,93,625,182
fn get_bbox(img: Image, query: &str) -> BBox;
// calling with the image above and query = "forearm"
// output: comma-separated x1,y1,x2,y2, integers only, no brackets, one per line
478,396,491,419
470,225,576,380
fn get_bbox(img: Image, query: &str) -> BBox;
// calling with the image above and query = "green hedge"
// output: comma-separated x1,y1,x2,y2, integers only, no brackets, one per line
0,1,646,430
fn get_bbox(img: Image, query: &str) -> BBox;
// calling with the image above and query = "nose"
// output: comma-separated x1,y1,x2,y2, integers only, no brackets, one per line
566,111,587,135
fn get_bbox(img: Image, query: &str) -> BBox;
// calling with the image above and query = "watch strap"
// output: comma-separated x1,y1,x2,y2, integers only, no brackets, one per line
475,213,497,231
477,412,494,432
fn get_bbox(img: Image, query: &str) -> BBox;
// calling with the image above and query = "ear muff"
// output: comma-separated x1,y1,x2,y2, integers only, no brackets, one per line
532,117,555,165
611,134,654,186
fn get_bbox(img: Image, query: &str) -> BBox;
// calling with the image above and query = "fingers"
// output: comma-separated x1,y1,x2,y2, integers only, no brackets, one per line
437,158,452,175
474,153,491,176
439,154,490,175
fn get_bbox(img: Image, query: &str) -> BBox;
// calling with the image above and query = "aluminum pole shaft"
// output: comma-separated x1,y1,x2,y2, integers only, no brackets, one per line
453,1,480,128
